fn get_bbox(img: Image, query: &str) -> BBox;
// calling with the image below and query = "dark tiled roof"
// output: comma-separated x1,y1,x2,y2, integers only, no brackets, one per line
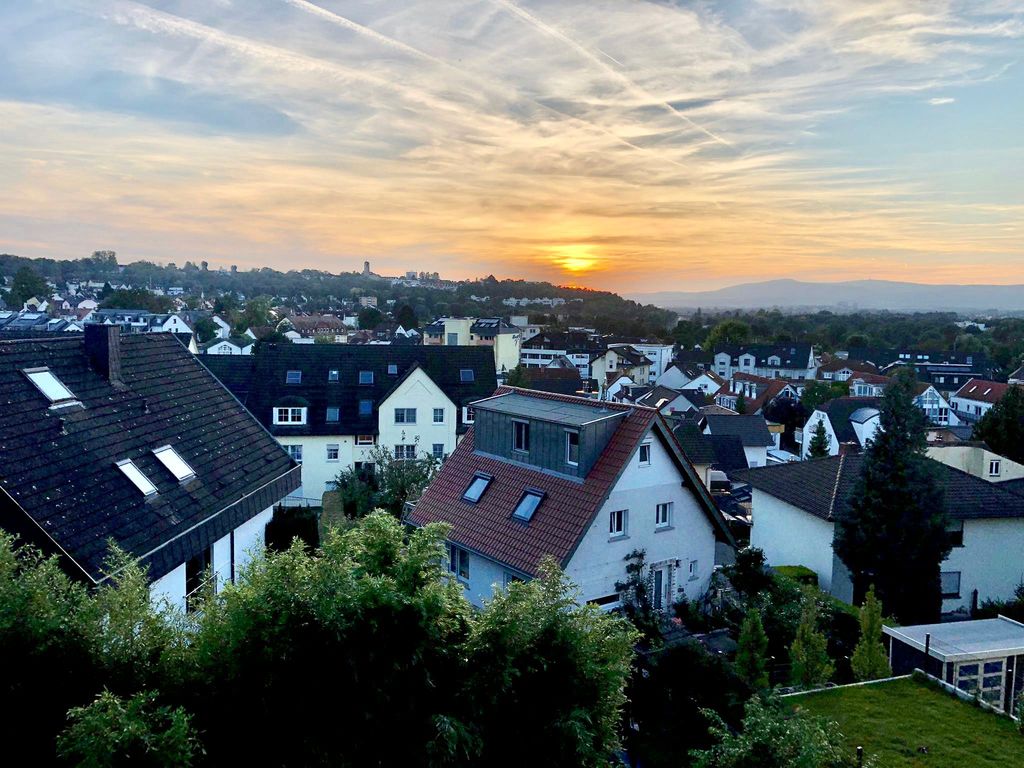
953,378,1014,405
714,343,813,368
818,397,882,444
520,367,583,395
998,478,1024,498
702,414,774,447
737,454,1024,521
201,343,495,436
707,434,749,472
406,388,732,576
673,422,717,465
0,333,298,583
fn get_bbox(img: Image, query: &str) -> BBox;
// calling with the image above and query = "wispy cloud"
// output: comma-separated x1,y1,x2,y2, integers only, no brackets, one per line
0,0,1021,290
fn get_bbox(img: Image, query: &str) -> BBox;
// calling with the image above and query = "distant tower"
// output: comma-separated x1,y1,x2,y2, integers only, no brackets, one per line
362,260,370,276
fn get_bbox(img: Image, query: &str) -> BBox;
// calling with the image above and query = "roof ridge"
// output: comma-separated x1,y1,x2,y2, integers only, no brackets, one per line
495,386,653,413
827,453,846,520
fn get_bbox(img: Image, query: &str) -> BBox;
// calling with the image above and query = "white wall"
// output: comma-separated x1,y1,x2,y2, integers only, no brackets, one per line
150,563,186,610
749,490,836,590
743,445,768,468
378,367,457,461
277,435,374,504
800,410,839,459
942,518,1024,612
927,445,1024,482
458,551,517,608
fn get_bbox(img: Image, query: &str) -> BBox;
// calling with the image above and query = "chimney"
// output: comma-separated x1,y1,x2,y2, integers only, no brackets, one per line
84,324,123,387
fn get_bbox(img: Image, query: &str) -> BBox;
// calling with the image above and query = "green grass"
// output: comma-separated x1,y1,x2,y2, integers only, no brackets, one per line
792,677,1024,768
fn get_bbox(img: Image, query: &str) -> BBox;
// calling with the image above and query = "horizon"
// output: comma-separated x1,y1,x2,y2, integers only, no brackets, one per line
2,2,1023,291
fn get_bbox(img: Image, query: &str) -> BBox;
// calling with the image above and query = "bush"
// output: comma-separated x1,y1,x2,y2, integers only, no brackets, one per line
264,505,319,552
775,565,819,587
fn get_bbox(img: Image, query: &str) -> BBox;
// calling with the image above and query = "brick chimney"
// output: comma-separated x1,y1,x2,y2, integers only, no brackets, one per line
84,324,123,386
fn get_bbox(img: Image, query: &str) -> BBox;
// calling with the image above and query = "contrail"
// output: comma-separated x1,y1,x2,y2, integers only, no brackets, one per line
491,0,732,148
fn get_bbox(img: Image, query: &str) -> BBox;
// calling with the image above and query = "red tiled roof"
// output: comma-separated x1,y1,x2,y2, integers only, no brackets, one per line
406,387,730,576
953,378,1013,405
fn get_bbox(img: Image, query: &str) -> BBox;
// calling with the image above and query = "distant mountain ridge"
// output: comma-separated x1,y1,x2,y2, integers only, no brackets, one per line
633,279,1024,313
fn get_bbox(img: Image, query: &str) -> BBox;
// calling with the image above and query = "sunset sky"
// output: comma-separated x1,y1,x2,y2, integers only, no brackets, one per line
2,1,1023,292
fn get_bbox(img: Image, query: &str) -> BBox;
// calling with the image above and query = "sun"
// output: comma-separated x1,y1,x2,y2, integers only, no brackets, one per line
547,244,600,275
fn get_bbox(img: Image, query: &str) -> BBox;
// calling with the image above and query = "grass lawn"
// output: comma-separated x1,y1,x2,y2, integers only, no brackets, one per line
792,677,1024,768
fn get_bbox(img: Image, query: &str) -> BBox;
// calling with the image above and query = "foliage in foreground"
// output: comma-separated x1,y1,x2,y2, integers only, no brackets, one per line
0,515,637,767
850,587,891,682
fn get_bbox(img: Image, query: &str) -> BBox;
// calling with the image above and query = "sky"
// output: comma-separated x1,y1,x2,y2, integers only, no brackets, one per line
1,1,1023,292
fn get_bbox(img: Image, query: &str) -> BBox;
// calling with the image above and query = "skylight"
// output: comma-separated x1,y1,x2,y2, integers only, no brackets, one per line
359,370,374,385
463,473,492,503
117,459,157,496
328,369,339,382
512,490,544,521
286,370,302,384
23,367,77,405
460,369,475,382
387,364,398,375
153,445,196,482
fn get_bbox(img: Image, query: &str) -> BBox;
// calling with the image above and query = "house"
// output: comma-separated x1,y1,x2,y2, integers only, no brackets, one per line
712,373,800,415
842,347,993,395
884,617,1024,713
656,362,723,395
712,343,817,381
0,327,300,611
701,414,774,468
508,315,542,341
590,345,653,389
202,344,496,504
634,385,703,417
203,336,254,356
83,309,193,335
798,397,881,459
620,342,675,382
844,377,959,426
423,317,522,376
816,358,879,382
674,421,748,486
405,388,734,608
1009,364,1024,386
740,455,1024,614
520,330,606,377
928,443,1024,483
280,313,348,341
951,378,1015,422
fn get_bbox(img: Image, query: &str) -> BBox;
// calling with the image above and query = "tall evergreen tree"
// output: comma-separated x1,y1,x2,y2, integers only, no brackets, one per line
735,608,769,690
834,369,951,624
789,592,833,688
850,587,892,682
735,392,747,414
974,384,1024,465
807,419,831,458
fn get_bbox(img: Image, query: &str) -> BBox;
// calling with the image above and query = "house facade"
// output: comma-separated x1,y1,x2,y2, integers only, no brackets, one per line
798,397,881,459
422,317,522,375
405,389,733,609
713,343,817,381
0,327,300,612
951,378,1014,423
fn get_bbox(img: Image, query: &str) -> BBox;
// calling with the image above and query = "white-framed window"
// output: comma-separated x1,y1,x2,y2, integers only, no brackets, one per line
655,502,673,529
513,490,544,521
273,407,307,425
23,367,78,406
326,444,340,462
387,363,399,375
565,430,580,466
512,420,530,453
432,443,445,459
326,407,340,423
356,434,375,445
941,571,961,599
153,445,196,482
359,370,374,385
116,458,157,497
989,459,1001,477
395,407,417,424
462,406,475,424
447,543,470,581
639,442,652,466
359,399,373,416
328,369,339,382
460,369,475,382
609,509,628,538
394,444,416,460
433,408,445,424
286,444,303,463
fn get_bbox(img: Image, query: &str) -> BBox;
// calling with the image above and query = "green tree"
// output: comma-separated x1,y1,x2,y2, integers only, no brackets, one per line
332,444,439,519
506,364,529,387
790,591,834,688
735,392,747,414
974,384,1024,465
58,690,199,768
735,608,770,690
850,586,891,682
192,317,218,343
807,419,831,458
692,696,867,768
801,380,849,413
6,266,49,308
394,303,418,329
705,319,750,349
101,288,173,313
834,369,951,624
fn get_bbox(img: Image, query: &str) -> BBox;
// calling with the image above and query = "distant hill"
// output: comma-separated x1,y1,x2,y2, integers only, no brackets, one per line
632,279,1024,314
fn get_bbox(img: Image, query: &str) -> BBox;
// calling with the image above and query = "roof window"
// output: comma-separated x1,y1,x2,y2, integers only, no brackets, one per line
328,369,339,382
326,406,340,422
117,459,158,496
512,490,544,521
286,370,302,384
460,369,475,382
23,367,78,406
387,364,399,375
153,445,196,482
359,370,374,385
463,473,492,503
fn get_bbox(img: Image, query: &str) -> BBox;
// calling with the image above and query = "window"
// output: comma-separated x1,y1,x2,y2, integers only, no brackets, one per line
513,490,544,521
433,408,445,424
394,407,417,424
152,445,195,482
460,369,475,382
394,444,416,460
359,399,373,416
463,473,492,503
116,459,157,496
326,444,340,462
285,370,302,384
462,406,475,424
447,332,459,346
273,407,307,425
503,572,523,588
326,407,340,423
565,430,580,466
387,363,398,375
286,444,303,463
432,443,445,459
359,370,374,385
989,459,1001,477
512,420,530,453
23,367,77,405
655,502,673,529
447,543,470,581
609,509,627,538
652,567,666,610
328,369,339,382
356,434,375,445
639,443,652,466
689,559,699,581
947,520,965,547
185,545,213,613
940,571,961,599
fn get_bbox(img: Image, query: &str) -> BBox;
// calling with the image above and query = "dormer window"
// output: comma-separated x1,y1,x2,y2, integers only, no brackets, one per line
565,430,580,466
23,367,78,407
460,369,475,382
512,420,530,453
513,489,544,521
463,473,492,503
153,445,196,482
286,370,302,384
274,407,307,425
359,370,374,385
116,458,157,497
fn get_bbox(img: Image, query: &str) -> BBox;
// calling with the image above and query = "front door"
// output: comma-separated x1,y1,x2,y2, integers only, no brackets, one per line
652,567,666,611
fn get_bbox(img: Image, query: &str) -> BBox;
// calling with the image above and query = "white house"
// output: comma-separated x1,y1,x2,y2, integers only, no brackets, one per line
951,378,1015,423
701,413,774,468
713,343,817,381
799,397,881,459
204,337,254,355
656,363,723,395
928,443,1024,483
406,388,734,609
741,455,1024,614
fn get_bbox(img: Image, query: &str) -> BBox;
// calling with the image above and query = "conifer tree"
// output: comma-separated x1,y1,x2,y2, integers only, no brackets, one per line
735,392,747,414
851,586,892,682
807,419,831,458
735,607,770,690
789,593,833,688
